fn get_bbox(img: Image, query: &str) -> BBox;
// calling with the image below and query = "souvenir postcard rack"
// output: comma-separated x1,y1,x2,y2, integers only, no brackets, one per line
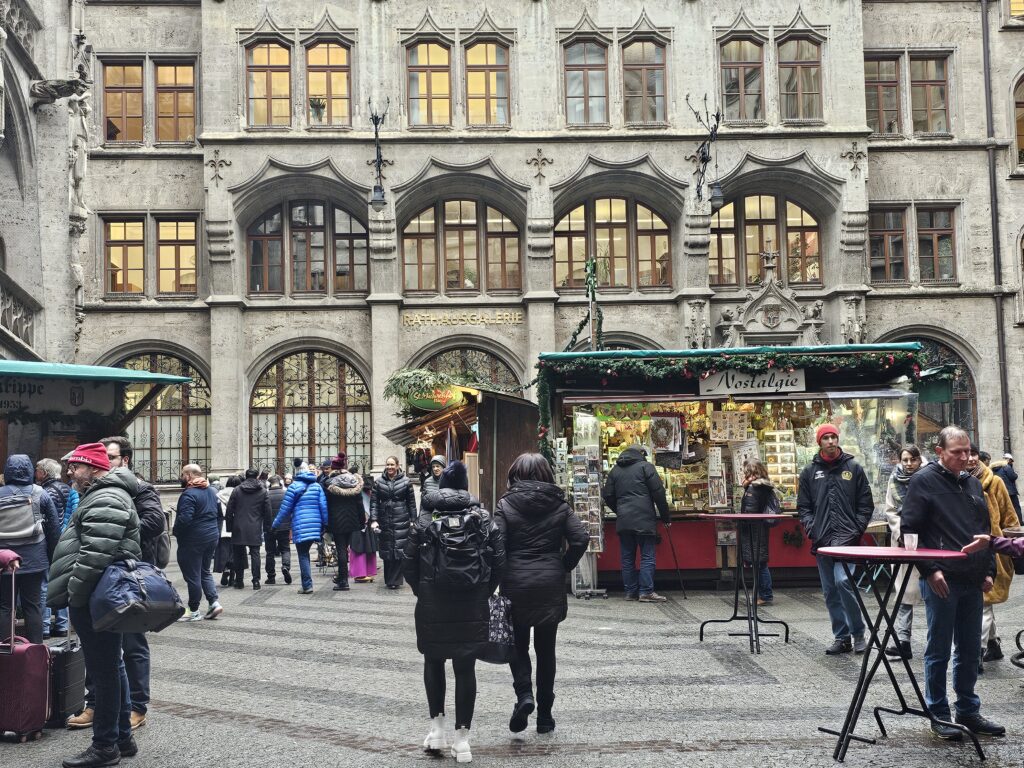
566,411,607,598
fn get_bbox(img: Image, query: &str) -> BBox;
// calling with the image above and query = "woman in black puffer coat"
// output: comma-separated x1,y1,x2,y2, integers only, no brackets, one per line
739,459,778,605
370,456,416,589
403,461,505,763
494,453,588,735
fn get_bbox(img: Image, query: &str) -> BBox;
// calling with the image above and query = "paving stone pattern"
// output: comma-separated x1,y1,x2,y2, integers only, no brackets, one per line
8,553,1024,768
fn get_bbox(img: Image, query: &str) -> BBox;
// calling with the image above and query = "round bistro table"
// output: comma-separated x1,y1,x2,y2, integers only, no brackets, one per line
815,546,984,763
697,513,791,654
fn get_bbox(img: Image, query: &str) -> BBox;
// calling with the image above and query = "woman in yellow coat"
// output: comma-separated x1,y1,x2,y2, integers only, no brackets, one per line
968,447,1017,666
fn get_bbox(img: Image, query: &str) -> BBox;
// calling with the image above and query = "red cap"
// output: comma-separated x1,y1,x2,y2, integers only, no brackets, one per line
66,442,111,471
815,424,840,445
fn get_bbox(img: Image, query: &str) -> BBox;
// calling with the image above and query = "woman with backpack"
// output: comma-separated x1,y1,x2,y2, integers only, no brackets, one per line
493,453,588,736
403,461,506,763
739,458,779,606
272,466,327,594
369,456,416,590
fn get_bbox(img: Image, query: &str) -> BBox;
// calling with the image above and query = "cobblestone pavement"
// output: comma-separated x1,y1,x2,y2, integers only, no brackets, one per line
8,554,1024,768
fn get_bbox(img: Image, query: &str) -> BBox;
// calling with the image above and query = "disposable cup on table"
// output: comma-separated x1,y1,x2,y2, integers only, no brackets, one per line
902,534,918,551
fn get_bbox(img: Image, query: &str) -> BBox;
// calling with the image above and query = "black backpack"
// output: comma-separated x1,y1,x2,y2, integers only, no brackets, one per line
423,510,491,591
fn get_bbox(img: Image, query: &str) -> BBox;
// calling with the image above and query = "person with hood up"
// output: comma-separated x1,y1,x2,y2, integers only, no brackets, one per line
370,455,417,590
35,457,71,640
47,443,142,768
0,454,60,644
420,455,447,509
403,460,506,763
173,464,223,622
883,444,926,659
264,474,291,585
797,423,873,655
272,465,328,594
601,445,671,603
324,452,364,591
966,445,1017,669
739,458,779,606
226,468,272,590
494,453,588,736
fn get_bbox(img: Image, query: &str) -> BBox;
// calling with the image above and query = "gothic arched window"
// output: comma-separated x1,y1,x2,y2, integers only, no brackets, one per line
422,348,520,391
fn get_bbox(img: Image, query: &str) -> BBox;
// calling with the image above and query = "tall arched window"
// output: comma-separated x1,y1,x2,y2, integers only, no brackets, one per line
423,348,520,391
554,198,671,290
246,202,368,296
250,351,371,476
401,200,521,294
118,354,211,483
911,339,978,449
707,194,820,287
1014,77,1024,166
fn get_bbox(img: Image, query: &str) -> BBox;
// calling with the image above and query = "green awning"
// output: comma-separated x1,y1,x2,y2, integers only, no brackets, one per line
0,360,189,384
539,342,922,362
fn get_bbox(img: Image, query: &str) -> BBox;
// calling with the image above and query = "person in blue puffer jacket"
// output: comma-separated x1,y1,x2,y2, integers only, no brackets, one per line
272,466,328,594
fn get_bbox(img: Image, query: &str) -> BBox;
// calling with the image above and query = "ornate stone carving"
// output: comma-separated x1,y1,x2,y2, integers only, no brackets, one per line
526,148,553,181
0,28,6,147
68,91,91,223
0,268,40,349
205,220,235,261
0,0,39,57
206,149,231,187
30,76,88,107
840,295,868,344
841,141,867,174
685,300,711,349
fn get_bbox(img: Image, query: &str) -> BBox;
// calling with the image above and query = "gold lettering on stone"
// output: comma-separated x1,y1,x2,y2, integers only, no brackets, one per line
401,311,525,328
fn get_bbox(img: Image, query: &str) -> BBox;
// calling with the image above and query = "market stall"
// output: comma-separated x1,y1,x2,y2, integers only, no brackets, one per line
536,344,925,586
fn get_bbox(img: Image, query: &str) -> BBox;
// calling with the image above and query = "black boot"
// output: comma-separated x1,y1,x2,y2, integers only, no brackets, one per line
265,575,276,585
509,694,535,733
220,569,232,587
62,744,121,768
282,568,292,585
536,693,555,734
118,736,138,757
233,576,245,590
252,580,261,591
983,638,1003,662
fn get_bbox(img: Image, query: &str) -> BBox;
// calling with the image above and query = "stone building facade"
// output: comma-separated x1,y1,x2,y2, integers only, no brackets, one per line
21,0,1024,481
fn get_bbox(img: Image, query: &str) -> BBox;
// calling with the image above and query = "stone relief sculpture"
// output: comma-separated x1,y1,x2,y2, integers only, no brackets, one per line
68,91,91,221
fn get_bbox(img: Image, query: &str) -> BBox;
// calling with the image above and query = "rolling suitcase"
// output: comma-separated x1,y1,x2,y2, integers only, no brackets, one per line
47,638,85,727
0,557,51,741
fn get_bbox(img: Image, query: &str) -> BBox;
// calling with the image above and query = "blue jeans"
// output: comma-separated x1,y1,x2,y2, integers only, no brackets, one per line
177,538,219,612
921,578,983,719
69,605,130,748
619,532,656,596
296,540,314,590
40,574,70,634
816,554,865,640
123,631,150,714
756,563,773,601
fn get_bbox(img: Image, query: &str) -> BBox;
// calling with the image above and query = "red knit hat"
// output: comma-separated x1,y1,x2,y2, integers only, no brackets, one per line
330,452,347,470
66,442,111,471
815,424,840,445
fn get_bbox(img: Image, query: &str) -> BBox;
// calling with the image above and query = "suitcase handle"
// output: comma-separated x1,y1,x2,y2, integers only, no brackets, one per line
1,565,18,655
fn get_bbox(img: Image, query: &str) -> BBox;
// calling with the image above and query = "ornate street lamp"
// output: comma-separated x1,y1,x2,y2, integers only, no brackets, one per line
686,94,724,211
367,97,392,212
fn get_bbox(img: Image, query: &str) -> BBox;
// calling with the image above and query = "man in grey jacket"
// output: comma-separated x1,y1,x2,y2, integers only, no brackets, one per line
602,445,671,603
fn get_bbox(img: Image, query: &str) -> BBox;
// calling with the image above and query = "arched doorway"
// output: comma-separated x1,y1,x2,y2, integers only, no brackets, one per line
421,347,520,390
912,339,978,449
249,350,371,475
117,353,211,482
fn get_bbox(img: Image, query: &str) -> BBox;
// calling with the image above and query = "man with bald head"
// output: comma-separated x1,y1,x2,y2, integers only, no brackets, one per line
901,426,1003,741
172,464,222,622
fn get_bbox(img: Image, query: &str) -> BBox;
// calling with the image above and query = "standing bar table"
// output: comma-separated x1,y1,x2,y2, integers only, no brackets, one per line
698,513,790,654
816,546,984,762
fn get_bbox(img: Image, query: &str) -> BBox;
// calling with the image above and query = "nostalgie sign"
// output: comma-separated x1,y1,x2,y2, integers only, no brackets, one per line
698,368,807,397
407,387,465,412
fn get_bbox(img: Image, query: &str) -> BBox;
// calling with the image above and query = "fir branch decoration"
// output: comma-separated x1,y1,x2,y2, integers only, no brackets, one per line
382,368,464,405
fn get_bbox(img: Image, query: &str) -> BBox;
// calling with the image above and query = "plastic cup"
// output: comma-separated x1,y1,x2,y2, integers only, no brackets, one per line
903,533,918,551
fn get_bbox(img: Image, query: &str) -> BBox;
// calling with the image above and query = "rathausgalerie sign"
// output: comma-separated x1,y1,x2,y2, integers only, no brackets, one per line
698,368,807,396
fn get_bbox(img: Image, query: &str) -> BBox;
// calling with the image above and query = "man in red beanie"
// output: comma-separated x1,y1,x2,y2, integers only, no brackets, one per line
797,424,874,655
47,443,142,766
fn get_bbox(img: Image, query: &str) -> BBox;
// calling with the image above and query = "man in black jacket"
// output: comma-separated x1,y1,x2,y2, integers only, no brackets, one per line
797,424,873,655
602,445,671,603
900,426,1004,740
264,474,291,585
35,457,71,639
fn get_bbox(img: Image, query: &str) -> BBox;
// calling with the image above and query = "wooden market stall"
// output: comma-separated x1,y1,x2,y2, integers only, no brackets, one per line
535,344,926,586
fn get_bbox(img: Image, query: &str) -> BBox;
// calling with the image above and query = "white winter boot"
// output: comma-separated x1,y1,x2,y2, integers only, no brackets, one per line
451,726,472,763
423,715,448,752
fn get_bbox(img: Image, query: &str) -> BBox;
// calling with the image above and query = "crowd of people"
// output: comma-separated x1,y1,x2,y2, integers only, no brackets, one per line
0,422,1020,765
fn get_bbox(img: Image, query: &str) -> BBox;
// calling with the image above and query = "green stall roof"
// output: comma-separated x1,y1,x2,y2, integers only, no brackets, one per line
538,342,922,362
0,360,190,384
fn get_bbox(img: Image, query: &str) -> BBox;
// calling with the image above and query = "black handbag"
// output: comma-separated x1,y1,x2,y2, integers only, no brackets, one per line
477,594,515,664
349,527,379,555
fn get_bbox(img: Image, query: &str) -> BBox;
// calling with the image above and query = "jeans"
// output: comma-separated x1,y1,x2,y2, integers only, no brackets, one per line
69,605,130,748
295,541,314,590
424,656,477,729
755,563,773,601
816,554,866,641
619,531,656,596
177,538,219,612
895,603,914,642
1,570,44,644
510,622,559,712
122,631,150,714
264,530,291,579
383,558,404,588
232,545,261,584
921,578,983,719
41,573,69,634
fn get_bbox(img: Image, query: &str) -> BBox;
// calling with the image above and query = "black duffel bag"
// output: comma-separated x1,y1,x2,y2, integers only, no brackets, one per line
90,559,185,633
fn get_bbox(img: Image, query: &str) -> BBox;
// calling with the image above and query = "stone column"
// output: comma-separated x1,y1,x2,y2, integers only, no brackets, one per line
523,174,557,395
367,204,402,471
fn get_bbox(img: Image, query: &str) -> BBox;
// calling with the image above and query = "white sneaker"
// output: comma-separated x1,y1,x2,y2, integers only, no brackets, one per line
451,727,471,763
204,601,223,620
178,610,202,622
422,714,448,752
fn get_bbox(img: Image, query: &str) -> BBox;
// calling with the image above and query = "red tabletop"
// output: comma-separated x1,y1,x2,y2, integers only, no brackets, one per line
698,513,791,521
818,546,968,563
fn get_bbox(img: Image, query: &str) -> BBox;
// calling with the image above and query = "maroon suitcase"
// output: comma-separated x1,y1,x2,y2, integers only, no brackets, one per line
0,557,51,741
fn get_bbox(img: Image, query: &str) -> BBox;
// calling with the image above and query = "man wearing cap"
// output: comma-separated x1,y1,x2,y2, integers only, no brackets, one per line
47,443,142,767
602,444,672,603
797,424,874,655
990,453,1020,521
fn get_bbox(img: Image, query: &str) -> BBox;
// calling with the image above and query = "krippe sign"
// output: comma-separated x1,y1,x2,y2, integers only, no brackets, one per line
698,368,806,397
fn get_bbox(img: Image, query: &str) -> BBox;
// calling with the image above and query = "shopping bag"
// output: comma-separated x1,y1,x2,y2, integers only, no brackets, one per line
477,594,515,664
